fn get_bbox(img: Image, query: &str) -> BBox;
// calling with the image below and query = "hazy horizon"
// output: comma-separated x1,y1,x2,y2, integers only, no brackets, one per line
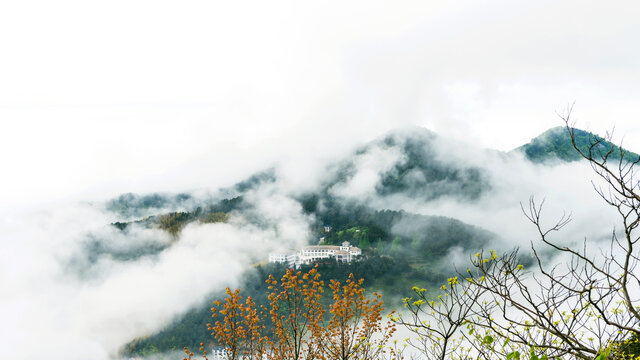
2,0,640,209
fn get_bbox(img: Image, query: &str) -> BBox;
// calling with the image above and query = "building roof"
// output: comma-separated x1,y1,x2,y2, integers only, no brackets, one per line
301,244,361,251
301,245,341,251
270,249,296,255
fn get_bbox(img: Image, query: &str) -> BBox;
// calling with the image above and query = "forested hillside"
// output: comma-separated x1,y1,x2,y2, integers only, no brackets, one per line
514,126,639,163
108,125,638,357
118,199,494,356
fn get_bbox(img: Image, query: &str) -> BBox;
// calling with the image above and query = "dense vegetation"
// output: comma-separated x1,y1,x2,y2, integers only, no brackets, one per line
118,125,640,357
374,131,489,200
165,123,640,360
320,129,491,202
111,196,243,235
120,200,493,356
395,120,640,360
515,126,639,163
112,127,504,357
193,267,396,360
123,256,431,356
106,192,194,218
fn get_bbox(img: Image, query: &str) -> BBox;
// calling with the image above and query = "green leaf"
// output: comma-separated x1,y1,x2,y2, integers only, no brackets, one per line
483,335,494,345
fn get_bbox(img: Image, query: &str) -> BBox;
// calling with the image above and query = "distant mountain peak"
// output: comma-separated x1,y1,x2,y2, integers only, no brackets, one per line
513,126,639,164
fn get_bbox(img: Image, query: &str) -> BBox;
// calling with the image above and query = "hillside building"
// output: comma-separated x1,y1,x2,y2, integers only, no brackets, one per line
268,241,361,268
210,348,229,360
268,250,297,268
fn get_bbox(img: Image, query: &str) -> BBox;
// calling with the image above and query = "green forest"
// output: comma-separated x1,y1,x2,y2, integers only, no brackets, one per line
111,125,638,357
515,126,639,163
118,196,494,356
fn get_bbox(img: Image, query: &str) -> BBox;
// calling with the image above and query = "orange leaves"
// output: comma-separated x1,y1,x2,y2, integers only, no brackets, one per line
318,274,396,360
205,268,395,360
208,288,266,360
265,267,325,360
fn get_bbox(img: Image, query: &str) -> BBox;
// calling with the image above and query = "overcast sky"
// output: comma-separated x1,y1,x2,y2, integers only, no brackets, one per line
2,3,640,359
2,0,640,207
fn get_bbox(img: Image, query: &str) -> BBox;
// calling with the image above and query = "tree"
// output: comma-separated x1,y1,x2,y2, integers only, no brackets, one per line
186,267,398,360
316,274,396,360
390,236,403,254
411,235,421,254
397,278,482,360
359,236,372,250
207,288,266,360
376,238,384,252
266,267,325,360
398,113,640,360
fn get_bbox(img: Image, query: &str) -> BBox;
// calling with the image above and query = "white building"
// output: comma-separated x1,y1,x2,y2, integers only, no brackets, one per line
210,348,228,360
268,241,361,268
268,250,297,268
209,348,269,360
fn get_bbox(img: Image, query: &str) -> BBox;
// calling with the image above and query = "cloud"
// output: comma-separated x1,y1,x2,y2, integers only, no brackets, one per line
1,1,639,358
329,143,407,200
0,124,630,360
365,136,621,259
3,0,640,210
0,185,315,359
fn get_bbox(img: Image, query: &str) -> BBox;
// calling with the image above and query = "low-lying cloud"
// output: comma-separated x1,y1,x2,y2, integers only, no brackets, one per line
0,184,315,359
2,0,639,357
0,124,631,360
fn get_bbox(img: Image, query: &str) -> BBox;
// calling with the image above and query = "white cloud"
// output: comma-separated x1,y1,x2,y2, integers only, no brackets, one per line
330,143,406,200
0,195,312,359
2,0,640,209
1,1,639,358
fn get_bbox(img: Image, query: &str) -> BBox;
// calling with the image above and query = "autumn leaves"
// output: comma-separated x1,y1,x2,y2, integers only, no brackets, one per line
185,266,397,360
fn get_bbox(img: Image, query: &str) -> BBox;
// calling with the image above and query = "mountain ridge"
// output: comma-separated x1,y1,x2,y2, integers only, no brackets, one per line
513,126,639,163
99,124,638,357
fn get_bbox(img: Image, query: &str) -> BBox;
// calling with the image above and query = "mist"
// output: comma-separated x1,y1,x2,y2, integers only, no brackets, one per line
316,128,622,269
3,0,640,209
2,1,640,359
0,124,630,359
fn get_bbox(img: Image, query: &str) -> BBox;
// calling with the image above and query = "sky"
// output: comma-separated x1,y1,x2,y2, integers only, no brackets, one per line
1,1,639,359
1,0,640,208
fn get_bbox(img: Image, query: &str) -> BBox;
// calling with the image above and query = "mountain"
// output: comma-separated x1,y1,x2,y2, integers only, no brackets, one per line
513,126,639,163
106,125,638,357
107,128,502,356
361,128,490,200
121,208,494,356
106,192,195,218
